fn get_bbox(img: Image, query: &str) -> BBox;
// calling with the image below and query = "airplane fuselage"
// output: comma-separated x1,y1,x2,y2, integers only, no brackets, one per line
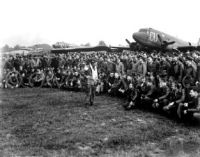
132,28,191,50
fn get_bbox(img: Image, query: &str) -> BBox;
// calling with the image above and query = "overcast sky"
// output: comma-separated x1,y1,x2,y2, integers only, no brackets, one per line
0,0,200,47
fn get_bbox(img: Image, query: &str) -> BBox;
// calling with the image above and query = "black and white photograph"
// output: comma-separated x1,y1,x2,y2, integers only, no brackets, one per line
1,0,200,156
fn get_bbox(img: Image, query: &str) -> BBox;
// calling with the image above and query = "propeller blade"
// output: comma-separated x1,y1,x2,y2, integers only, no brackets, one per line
125,39,131,45
157,34,163,44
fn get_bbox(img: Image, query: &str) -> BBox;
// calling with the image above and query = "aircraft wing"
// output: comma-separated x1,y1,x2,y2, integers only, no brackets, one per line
157,34,175,47
110,46,131,52
177,46,198,52
197,46,200,51
51,46,112,53
163,40,175,45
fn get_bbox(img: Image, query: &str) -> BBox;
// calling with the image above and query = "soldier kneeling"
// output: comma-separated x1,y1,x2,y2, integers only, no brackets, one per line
163,83,185,117
152,79,169,112
124,82,138,110
177,88,199,120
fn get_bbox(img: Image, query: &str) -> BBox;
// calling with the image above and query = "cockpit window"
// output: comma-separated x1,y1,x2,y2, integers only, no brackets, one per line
139,29,147,33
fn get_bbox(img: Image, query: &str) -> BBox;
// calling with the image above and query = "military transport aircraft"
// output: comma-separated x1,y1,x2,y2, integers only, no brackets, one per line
113,28,200,52
132,28,197,51
51,28,199,53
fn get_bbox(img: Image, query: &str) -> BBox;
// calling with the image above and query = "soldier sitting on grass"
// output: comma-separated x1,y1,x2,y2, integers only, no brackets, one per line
177,87,200,120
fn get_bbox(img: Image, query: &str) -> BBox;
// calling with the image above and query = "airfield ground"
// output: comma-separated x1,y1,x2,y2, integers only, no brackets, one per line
0,88,200,157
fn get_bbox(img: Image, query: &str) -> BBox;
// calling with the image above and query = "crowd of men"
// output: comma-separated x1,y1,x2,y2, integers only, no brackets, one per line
1,49,200,120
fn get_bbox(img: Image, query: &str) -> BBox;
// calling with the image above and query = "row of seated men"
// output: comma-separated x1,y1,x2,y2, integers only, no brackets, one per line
2,63,200,121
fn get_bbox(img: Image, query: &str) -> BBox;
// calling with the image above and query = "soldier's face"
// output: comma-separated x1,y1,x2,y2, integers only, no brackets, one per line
19,66,23,71
129,83,133,89
160,81,166,87
190,90,198,98
147,81,152,86
84,65,89,71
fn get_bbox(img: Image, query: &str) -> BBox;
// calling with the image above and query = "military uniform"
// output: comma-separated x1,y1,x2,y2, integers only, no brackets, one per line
177,88,198,119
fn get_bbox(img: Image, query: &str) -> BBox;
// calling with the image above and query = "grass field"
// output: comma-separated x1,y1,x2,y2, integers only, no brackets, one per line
0,88,200,157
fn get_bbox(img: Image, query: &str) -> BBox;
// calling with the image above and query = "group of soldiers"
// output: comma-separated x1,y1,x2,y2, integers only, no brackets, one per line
1,50,200,120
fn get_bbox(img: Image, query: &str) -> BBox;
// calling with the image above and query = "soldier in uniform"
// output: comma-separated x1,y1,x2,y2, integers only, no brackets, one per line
152,78,170,111
30,68,45,87
118,74,128,98
53,68,63,88
163,83,185,116
124,77,139,110
140,75,157,109
87,61,99,105
66,70,74,90
72,71,81,91
96,72,105,95
108,73,121,97
82,60,98,105
177,87,199,120
106,73,115,93
45,68,54,88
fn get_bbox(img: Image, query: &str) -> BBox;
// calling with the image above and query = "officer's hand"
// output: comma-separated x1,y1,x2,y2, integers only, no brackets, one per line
184,103,188,107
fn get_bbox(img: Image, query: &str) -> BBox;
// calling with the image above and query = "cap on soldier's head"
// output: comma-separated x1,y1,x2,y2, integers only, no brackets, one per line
110,73,114,76
115,73,119,78
127,76,132,81
84,65,89,71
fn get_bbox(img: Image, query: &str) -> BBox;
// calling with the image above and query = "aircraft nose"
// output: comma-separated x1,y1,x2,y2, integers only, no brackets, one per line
132,32,140,41
133,32,144,42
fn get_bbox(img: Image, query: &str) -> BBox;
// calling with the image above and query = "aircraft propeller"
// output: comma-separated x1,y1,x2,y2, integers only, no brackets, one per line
125,39,136,50
157,34,175,48
125,39,131,45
